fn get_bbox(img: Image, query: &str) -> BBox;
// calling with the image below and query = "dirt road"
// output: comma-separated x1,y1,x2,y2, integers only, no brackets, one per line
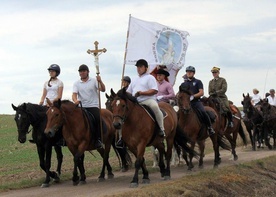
1,147,275,197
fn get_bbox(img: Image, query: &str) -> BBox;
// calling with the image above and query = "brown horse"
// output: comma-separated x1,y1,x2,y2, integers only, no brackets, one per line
111,88,194,187
202,95,247,160
177,84,231,169
44,99,125,185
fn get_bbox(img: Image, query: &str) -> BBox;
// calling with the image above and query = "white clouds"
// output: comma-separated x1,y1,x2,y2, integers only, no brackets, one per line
1,1,276,114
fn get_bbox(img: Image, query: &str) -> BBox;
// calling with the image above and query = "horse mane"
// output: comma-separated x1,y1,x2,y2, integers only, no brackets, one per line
117,88,138,103
19,103,47,122
179,83,192,95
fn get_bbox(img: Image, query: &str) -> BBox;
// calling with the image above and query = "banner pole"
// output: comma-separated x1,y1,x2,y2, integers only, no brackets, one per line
121,14,131,88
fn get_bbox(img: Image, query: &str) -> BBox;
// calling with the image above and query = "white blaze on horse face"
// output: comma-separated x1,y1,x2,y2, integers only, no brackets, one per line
51,108,54,113
116,100,120,106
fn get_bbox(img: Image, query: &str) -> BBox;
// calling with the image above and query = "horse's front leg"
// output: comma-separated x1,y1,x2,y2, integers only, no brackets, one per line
36,144,51,188
187,142,195,170
54,145,63,176
72,153,82,186
77,153,86,185
197,140,205,169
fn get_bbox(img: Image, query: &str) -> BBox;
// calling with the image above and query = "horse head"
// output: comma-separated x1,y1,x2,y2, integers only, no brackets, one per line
259,98,272,121
177,84,192,114
12,103,30,143
241,93,254,115
44,98,64,138
111,87,137,129
105,88,116,111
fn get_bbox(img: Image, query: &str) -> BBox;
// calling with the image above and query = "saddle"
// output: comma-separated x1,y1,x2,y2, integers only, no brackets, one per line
83,109,107,142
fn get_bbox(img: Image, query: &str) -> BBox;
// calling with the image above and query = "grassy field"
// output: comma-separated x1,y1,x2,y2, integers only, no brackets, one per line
0,114,159,192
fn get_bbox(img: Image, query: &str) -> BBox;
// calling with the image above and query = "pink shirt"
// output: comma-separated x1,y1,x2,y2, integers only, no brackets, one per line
157,80,175,103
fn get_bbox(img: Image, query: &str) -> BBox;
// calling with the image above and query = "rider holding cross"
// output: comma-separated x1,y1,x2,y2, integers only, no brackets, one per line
72,64,106,149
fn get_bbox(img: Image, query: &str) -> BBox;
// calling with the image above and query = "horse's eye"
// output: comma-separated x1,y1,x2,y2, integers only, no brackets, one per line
55,113,59,117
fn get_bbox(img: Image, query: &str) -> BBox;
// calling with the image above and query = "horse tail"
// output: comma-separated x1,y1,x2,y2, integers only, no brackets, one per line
217,134,231,151
111,139,132,170
174,124,199,159
238,121,248,146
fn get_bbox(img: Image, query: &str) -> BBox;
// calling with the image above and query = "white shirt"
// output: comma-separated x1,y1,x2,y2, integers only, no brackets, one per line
127,73,158,102
73,77,99,108
267,95,276,106
43,78,63,105
251,94,262,105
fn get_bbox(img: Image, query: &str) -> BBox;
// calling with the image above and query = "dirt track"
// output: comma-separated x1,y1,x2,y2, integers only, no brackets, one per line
1,147,275,197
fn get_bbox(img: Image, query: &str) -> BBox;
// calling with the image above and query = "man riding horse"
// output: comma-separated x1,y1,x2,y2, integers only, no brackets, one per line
208,66,233,128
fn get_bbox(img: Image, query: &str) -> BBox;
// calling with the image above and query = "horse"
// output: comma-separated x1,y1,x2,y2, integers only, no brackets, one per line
111,88,195,188
201,95,247,160
12,103,63,188
44,99,130,185
177,84,232,169
241,93,264,150
105,88,180,168
259,99,276,149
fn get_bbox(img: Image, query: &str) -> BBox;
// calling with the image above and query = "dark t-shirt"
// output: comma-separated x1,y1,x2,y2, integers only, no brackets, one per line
181,77,203,100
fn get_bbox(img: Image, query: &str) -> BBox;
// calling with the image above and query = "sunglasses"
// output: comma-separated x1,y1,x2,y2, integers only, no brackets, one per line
212,72,218,74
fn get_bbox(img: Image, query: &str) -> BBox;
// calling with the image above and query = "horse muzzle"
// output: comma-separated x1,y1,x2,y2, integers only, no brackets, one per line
113,122,122,130
181,108,190,114
44,128,56,138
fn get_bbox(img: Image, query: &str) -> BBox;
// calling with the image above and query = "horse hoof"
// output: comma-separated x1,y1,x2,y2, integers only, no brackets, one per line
97,177,105,182
73,181,79,186
53,176,60,183
130,182,139,188
78,181,86,185
108,174,114,179
142,179,150,184
234,156,238,161
163,176,171,180
41,183,50,188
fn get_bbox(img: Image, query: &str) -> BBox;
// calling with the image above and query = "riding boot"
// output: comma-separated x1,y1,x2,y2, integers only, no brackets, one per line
227,111,234,128
94,130,103,149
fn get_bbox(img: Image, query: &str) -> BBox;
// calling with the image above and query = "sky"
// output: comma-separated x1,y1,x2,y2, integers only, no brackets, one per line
1,0,275,114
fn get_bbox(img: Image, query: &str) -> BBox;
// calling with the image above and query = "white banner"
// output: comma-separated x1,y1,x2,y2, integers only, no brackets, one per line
125,16,189,85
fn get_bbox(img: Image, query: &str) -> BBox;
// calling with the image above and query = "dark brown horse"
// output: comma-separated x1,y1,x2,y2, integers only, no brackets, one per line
111,88,194,187
241,93,264,150
44,99,129,185
259,98,276,149
177,84,231,169
202,95,247,160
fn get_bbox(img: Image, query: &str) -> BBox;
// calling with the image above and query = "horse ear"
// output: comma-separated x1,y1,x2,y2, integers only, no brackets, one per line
11,103,18,111
242,93,245,98
111,88,116,97
247,93,249,97
105,93,110,99
46,98,53,107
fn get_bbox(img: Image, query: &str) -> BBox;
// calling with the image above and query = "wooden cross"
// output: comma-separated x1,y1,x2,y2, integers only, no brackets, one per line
87,41,107,75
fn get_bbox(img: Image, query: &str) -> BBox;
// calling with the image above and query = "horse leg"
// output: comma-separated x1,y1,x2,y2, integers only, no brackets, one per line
36,144,51,188
105,143,114,179
54,145,63,175
130,151,146,188
224,132,237,160
72,154,80,185
187,142,195,170
210,135,220,168
164,139,174,180
156,144,166,178
141,157,150,184
197,140,205,169
77,154,86,185
151,146,159,168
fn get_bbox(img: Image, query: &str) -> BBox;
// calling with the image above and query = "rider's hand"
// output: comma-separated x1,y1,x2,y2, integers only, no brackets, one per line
134,91,141,97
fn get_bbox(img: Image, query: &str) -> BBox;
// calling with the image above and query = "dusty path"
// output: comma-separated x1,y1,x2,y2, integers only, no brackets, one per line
1,147,275,197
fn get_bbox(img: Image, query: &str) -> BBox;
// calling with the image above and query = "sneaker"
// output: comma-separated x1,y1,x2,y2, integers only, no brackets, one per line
95,139,103,149
228,121,234,128
159,130,166,137
208,127,215,136
116,139,124,148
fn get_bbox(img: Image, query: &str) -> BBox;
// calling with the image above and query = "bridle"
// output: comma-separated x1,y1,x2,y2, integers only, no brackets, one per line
112,98,129,124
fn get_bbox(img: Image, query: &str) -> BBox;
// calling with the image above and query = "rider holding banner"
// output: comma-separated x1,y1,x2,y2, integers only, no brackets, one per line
72,64,106,149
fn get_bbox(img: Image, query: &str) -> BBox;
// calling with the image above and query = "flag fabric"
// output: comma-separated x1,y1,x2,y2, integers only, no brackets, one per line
125,16,189,86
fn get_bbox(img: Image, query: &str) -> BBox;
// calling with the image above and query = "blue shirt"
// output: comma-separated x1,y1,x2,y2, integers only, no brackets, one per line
181,77,203,102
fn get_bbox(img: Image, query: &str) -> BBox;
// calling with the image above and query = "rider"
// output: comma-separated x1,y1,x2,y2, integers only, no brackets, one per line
156,69,175,103
122,76,131,89
267,89,276,106
208,66,233,127
127,59,166,137
180,66,215,136
39,64,64,106
72,64,106,149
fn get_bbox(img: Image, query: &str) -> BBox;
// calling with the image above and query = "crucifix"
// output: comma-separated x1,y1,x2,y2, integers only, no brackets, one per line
87,41,107,148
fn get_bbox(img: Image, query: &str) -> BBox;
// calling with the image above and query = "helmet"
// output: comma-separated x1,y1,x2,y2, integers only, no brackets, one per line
135,59,148,68
123,76,131,83
185,66,195,73
78,64,89,71
48,64,61,76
